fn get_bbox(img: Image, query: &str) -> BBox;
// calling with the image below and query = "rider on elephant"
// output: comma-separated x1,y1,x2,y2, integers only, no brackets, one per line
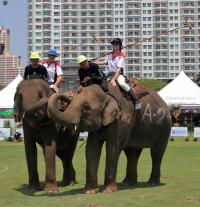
77,55,108,93
41,49,63,93
24,52,48,81
95,38,141,110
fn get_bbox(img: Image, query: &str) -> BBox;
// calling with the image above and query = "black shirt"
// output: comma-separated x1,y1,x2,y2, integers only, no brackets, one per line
78,63,106,87
24,65,49,81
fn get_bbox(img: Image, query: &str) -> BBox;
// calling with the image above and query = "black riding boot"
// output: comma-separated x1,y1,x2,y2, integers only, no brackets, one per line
127,89,141,109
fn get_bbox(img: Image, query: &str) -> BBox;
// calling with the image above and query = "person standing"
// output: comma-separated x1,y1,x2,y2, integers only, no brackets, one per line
77,55,108,93
24,52,48,81
96,38,141,109
41,49,63,92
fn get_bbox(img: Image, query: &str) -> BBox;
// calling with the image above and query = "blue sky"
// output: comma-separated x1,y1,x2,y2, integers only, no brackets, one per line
0,0,27,67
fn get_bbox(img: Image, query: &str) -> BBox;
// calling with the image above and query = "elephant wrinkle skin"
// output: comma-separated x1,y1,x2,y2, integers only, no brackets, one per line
14,79,79,193
48,83,172,194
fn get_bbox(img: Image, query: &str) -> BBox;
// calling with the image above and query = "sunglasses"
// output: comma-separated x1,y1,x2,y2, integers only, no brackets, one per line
112,43,119,46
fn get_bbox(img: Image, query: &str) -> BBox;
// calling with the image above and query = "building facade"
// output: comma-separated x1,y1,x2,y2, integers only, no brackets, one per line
0,25,23,85
27,0,199,80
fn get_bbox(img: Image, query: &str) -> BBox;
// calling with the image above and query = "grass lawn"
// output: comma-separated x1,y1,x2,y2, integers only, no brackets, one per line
0,136,200,207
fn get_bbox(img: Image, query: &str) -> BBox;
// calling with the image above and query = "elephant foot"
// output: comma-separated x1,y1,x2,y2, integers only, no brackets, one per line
26,184,41,191
44,184,59,193
61,179,75,186
101,185,118,193
121,178,137,186
146,179,160,187
83,186,99,194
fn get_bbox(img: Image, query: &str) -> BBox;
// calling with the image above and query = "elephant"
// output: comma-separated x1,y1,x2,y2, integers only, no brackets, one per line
48,83,172,194
14,79,79,193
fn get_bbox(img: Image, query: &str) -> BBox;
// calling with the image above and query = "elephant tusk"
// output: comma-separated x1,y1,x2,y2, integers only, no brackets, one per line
23,111,25,118
47,110,51,118
74,125,77,131
35,113,37,116
63,126,66,131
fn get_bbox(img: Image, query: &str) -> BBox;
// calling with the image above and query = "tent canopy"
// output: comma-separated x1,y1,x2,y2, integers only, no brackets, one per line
0,74,23,108
158,71,200,110
0,109,14,116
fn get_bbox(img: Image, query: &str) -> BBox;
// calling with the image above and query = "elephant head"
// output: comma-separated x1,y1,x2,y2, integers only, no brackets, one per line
14,79,53,122
48,84,120,132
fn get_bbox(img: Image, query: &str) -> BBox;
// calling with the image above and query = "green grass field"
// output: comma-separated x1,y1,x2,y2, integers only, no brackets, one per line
0,137,200,207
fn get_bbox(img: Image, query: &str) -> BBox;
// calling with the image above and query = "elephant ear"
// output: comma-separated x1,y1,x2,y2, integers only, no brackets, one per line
102,96,120,126
14,92,23,122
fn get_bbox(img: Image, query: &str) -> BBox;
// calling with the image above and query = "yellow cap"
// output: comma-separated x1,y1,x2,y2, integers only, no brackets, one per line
77,55,87,64
30,52,40,59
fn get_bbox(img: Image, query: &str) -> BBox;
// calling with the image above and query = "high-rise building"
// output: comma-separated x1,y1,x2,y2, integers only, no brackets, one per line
27,0,199,80
0,25,23,85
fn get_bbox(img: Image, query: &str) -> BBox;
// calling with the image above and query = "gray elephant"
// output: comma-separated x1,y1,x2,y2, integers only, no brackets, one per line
14,79,79,193
48,83,171,194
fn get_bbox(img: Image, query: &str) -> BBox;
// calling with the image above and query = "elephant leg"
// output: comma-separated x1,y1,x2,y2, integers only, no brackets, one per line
43,140,59,193
101,134,119,193
61,137,78,186
122,148,143,186
24,137,41,191
83,133,104,194
147,136,168,186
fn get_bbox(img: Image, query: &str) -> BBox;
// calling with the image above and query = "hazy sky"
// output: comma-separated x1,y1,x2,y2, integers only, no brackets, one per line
0,0,27,67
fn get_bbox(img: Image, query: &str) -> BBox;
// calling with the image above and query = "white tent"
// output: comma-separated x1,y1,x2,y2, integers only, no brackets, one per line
0,74,23,108
158,71,200,109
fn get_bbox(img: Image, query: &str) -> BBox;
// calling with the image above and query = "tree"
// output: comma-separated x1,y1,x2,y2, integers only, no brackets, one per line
0,85,5,90
3,120,14,136
138,78,168,92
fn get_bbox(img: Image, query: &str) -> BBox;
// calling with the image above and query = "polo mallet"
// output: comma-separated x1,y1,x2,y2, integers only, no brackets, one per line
58,34,98,56
91,21,192,61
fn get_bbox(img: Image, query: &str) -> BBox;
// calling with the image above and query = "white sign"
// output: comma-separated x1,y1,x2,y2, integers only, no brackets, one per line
0,128,10,137
170,127,188,137
79,132,88,137
194,128,200,137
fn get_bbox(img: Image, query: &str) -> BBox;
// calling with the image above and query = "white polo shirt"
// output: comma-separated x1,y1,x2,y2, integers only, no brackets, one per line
41,61,63,83
104,51,125,74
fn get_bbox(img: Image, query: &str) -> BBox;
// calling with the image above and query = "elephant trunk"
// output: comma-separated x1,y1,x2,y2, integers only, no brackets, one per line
48,93,73,126
24,97,48,115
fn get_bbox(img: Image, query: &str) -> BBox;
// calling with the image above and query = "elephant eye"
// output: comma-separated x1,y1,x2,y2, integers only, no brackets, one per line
83,103,91,112
38,92,42,99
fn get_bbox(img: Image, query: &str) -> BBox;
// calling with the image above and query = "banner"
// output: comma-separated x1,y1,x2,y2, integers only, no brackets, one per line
0,128,10,137
170,127,188,137
194,128,200,137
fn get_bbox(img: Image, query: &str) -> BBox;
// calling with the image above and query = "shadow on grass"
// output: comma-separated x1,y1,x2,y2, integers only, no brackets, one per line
13,181,166,197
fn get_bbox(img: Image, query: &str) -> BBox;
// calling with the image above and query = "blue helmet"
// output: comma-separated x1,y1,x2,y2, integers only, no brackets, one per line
111,38,122,45
48,49,58,56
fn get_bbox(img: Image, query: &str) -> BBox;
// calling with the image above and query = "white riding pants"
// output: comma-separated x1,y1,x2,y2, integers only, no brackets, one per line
117,75,130,92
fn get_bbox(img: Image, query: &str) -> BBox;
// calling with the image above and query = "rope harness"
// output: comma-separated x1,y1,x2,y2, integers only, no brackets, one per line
24,115,53,130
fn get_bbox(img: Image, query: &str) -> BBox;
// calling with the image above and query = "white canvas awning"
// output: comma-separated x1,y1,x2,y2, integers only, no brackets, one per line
158,71,200,109
0,74,23,108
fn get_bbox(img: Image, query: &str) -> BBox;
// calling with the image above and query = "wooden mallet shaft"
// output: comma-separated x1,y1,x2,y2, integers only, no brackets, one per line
58,34,98,56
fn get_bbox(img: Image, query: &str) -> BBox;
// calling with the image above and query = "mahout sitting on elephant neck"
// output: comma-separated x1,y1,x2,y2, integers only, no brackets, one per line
14,79,79,193
48,83,171,194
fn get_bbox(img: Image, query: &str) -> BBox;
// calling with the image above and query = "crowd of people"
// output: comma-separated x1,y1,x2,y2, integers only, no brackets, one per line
24,38,141,109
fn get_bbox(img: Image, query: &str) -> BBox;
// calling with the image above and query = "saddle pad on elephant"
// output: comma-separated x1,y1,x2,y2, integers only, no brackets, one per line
107,74,149,100
123,77,150,99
